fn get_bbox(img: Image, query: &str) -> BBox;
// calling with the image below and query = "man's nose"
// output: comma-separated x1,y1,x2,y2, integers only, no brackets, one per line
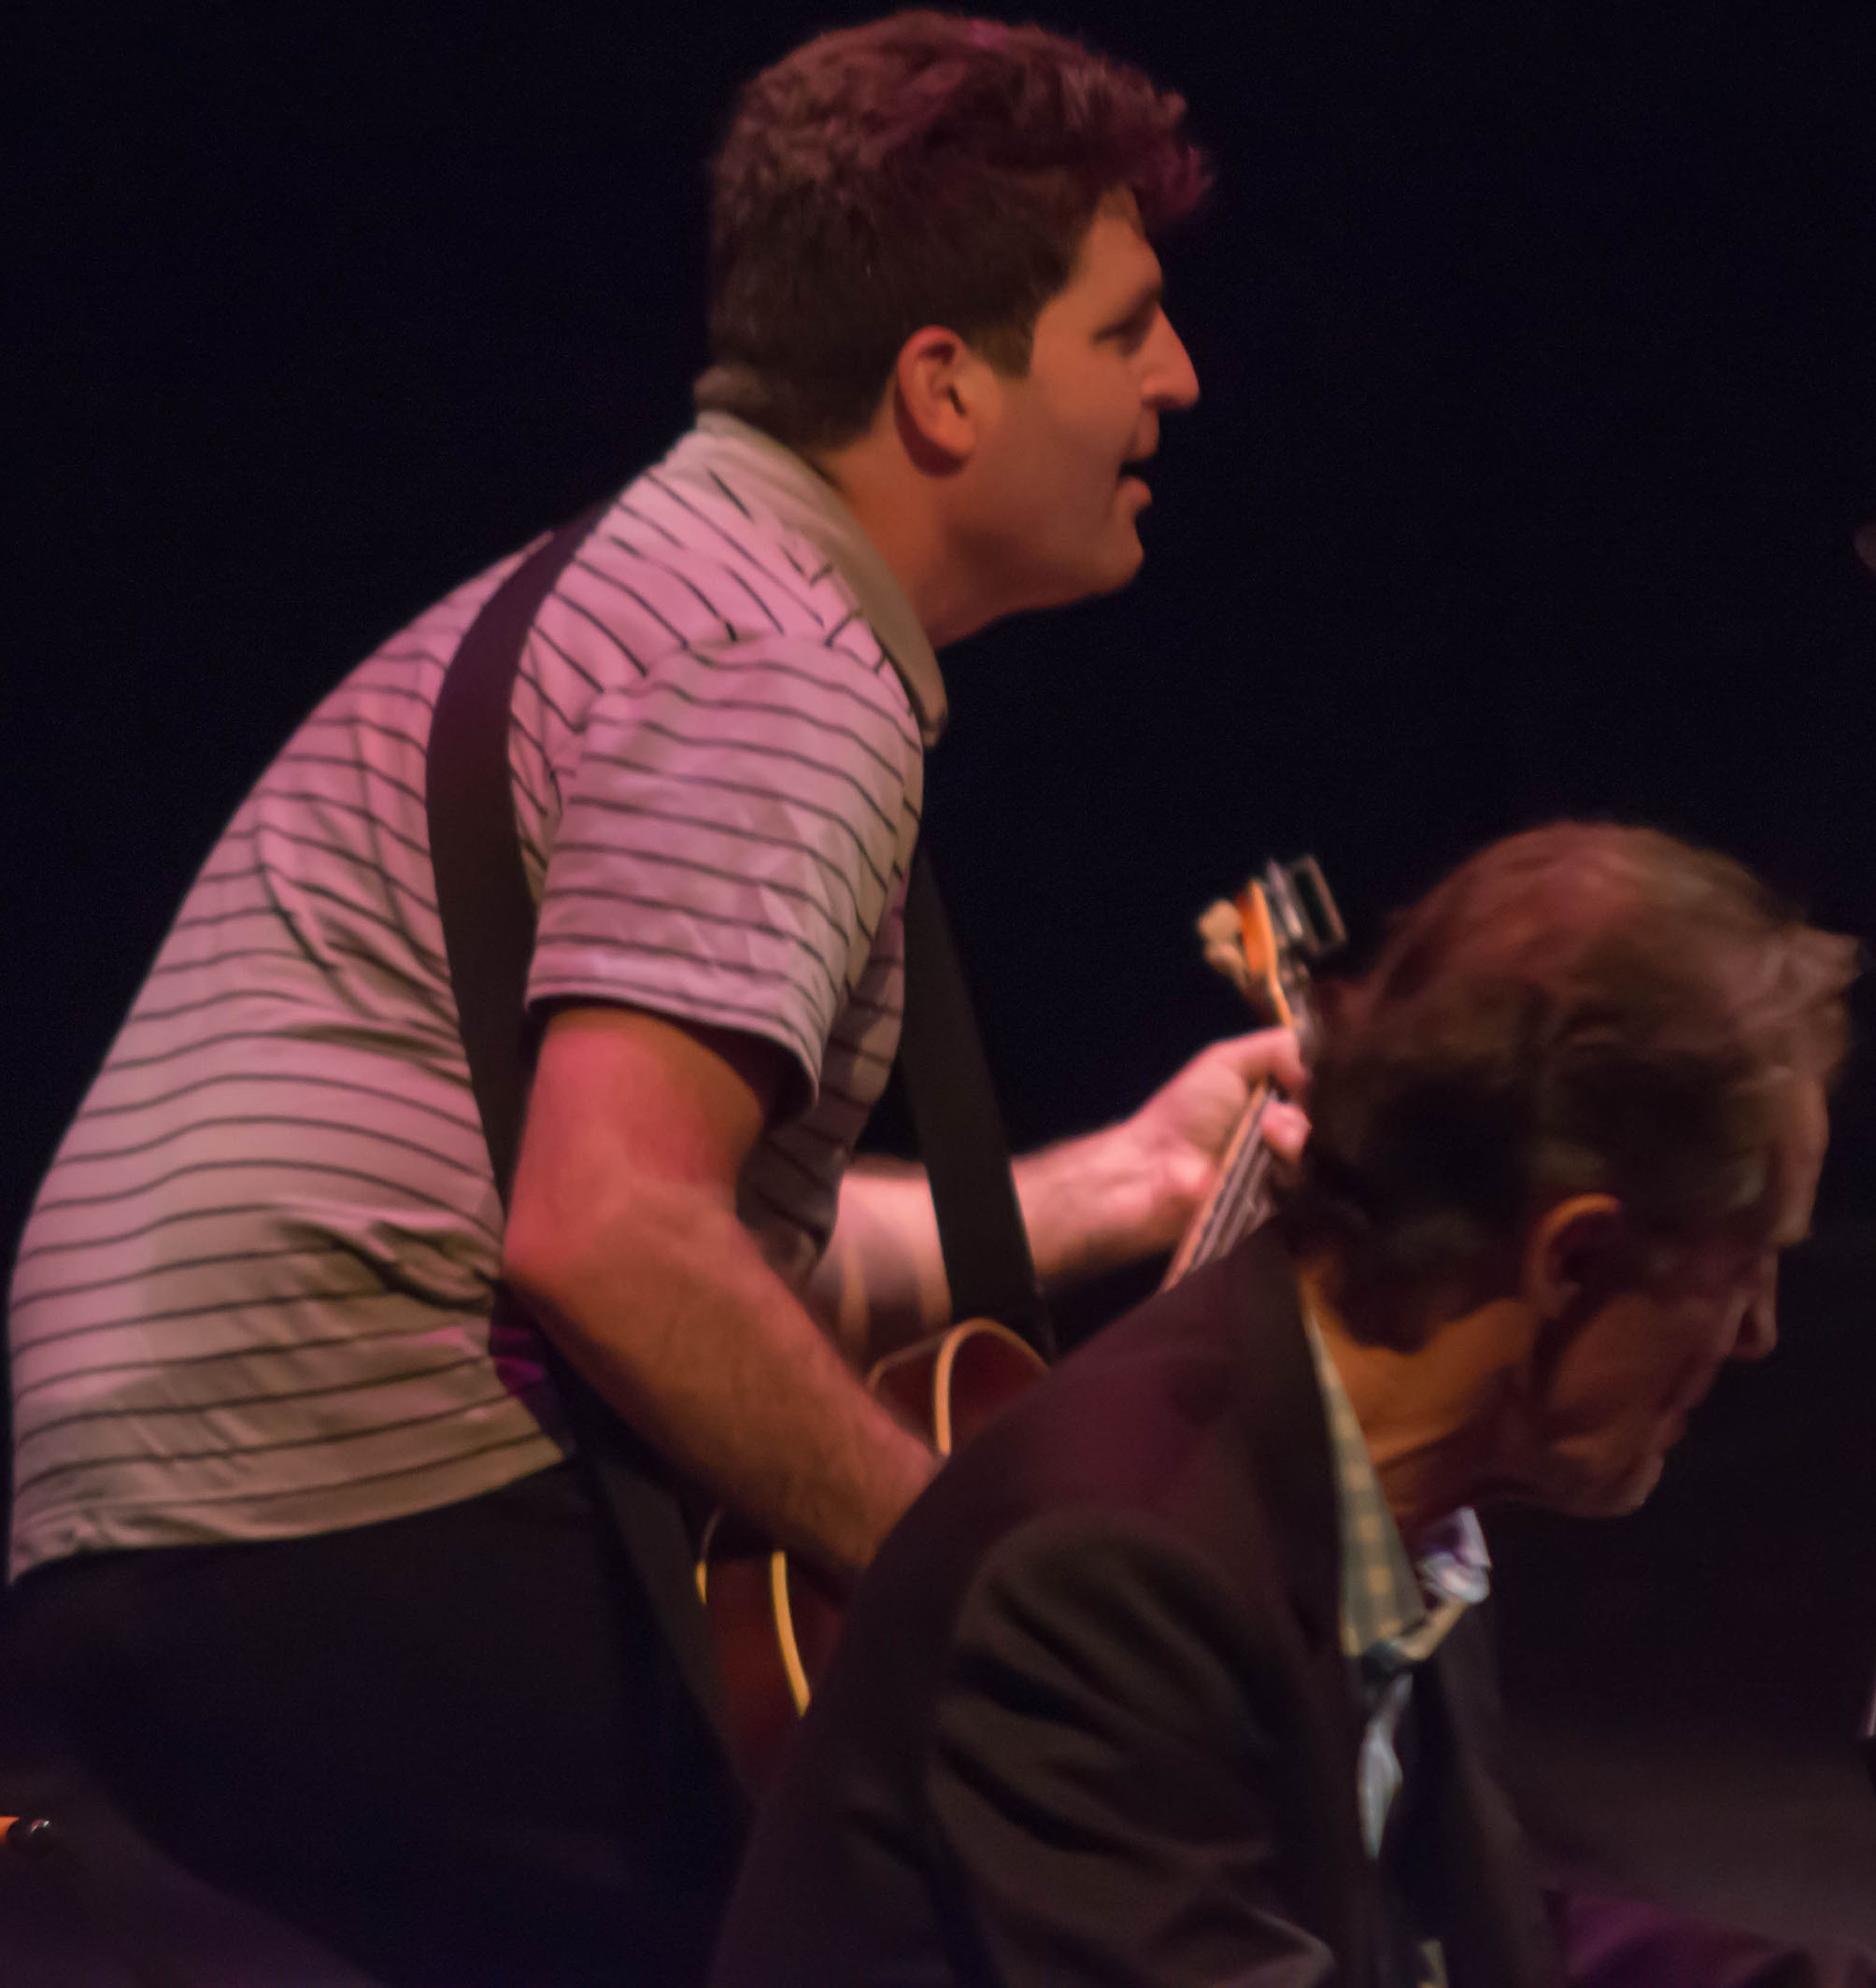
1147,315,1200,410
1731,1260,1779,1362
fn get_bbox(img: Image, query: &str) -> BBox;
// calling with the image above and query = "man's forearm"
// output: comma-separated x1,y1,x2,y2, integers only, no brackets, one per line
809,1128,1190,1357
810,1032,1305,1366
507,1174,937,1582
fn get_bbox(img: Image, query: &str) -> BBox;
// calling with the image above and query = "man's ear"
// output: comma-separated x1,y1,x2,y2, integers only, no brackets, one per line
891,326,995,470
1522,1193,1627,1322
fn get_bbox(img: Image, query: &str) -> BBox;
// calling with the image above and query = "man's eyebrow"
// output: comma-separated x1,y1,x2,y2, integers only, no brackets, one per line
1104,277,1163,327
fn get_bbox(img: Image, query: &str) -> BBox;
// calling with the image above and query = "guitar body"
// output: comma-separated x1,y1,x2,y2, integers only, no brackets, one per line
699,1318,1045,1789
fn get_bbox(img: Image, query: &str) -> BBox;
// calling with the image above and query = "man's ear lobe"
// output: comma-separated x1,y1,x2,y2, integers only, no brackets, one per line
1523,1193,1627,1321
892,327,988,469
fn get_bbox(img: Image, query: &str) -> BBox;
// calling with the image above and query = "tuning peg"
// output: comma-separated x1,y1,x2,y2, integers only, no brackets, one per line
1,1816,55,1857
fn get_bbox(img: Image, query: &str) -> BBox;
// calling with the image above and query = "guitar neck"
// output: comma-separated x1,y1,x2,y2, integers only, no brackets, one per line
1163,857,1339,1292
1159,1085,1276,1288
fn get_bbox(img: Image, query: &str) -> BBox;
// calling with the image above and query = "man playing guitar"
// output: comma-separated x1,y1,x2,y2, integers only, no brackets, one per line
4,15,1298,1984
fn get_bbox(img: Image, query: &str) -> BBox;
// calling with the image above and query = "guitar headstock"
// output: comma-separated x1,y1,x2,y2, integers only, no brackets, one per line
1196,855,1344,1058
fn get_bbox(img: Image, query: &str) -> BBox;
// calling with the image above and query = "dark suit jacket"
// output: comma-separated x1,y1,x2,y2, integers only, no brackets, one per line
709,1237,1562,1987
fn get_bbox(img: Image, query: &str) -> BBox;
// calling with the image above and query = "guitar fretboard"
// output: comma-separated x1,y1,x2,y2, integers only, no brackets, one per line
1160,1087,1276,1287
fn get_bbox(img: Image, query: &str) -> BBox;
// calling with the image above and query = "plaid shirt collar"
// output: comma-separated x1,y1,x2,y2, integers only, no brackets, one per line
1300,1304,1492,1674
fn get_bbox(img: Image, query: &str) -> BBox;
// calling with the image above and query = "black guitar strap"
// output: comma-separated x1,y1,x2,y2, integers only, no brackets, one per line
897,849,1054,1359
426,505,741,1784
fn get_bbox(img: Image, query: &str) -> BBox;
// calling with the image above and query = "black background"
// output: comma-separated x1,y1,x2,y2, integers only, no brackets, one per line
9,0,1876,1940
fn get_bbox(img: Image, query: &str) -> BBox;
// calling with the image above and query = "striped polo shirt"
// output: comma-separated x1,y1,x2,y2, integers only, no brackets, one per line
8,414,943,1580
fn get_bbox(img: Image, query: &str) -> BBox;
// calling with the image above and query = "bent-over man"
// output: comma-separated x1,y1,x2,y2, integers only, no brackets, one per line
710,822,1865,1988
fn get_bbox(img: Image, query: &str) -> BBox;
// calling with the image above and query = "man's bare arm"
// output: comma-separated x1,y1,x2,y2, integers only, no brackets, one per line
806,1030,1309,1360
502,1004,937,1582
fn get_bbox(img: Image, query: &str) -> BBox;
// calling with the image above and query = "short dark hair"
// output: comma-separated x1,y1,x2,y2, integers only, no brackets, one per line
1284,823,1855,1329
694,11,1210,451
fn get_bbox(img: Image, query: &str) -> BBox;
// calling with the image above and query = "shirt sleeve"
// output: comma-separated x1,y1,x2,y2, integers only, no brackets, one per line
527,635,922,1106
925,1512,1343,1987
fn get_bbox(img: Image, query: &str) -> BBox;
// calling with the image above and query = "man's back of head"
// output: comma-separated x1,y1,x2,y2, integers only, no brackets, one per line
1290,821,1855,1334
1289,821,1856,1528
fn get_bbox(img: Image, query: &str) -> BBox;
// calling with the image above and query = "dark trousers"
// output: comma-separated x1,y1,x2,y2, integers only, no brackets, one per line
0,1466,747,1988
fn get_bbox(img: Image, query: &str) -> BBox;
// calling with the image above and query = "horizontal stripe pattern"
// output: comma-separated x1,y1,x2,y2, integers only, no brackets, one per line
9,425,924,1577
